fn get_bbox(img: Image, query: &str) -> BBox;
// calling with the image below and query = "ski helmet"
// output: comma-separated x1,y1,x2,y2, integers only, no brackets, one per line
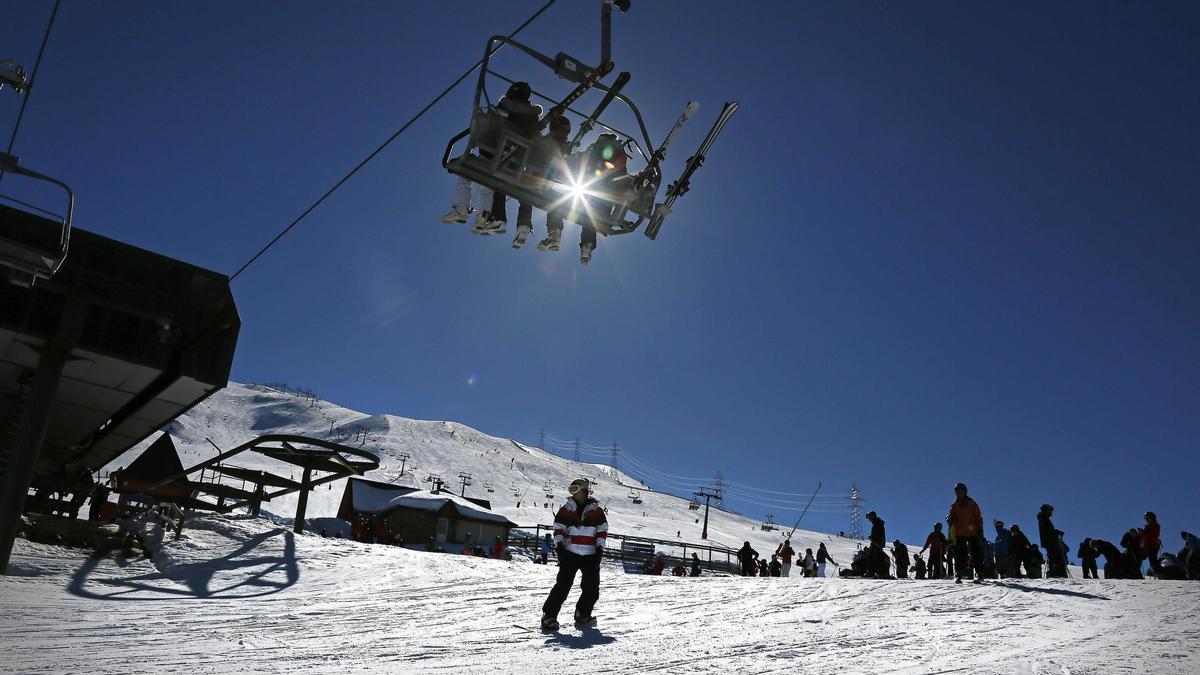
1041,503,1053,512
506,81,532,101
549,114,571,131
954,482,968,494
568,478,590,494
1144,511,1157,522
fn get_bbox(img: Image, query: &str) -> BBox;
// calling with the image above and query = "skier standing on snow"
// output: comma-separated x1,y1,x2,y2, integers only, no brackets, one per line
802,548,817,577
1025,543,1045,578
1078,538,1099,579
539,533,553,564
1008,524,1032,578
757,558,770,577
1120,528,1145,579
768,554,782,577
892,540,910,579
816,543,837,577
913,553,927,579
1181,531,1200,580
948,483,985,584
1142,512,1162,577
919,523,947,579
866,511,890,578
690,552,702,577
737,541,759,577
993,520,1011,578
1090,538,1122,578
1037,504,1068,578
540,478,608,630
776,540,797,577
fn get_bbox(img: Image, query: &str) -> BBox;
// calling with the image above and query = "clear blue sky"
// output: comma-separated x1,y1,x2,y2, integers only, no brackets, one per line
4,1,1197,548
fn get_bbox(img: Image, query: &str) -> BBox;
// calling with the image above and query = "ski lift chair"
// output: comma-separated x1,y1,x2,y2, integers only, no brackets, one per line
0,152,74,287
442,35,662,238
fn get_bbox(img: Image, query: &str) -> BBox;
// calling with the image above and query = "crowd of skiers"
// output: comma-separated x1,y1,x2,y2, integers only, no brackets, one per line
832,483,1200,583
734,540,840,578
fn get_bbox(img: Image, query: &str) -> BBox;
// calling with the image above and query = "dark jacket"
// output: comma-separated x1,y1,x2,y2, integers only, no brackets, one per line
737,543,759,564
1036,511,1057,550
816,545,836,565
868,515,886,547
892,542,910,567
1091,539,1121,564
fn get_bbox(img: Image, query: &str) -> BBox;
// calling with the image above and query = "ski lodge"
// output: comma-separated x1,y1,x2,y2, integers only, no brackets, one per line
337,477,516,550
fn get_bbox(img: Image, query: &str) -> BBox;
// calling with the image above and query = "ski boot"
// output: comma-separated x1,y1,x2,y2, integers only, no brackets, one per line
540,614,560,631
470,211,493,235
440,205,471,224
573,611,597,628
479,218,507,236
536,229,562,252
512,224,533,249
580,242,594,265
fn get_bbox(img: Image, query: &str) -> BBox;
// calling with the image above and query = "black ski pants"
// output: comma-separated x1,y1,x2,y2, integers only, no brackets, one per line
954,535,984,580
929,551,945,579
542,550,601,619
1082,557,1099,579
895,563,909,579
1046,546,1068,578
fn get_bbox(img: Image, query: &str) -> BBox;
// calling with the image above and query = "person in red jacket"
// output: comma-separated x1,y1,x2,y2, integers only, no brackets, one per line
947,482,985,584
540,478,608,630
1142,512,1163,577
920,523,947,579
776,539,797,577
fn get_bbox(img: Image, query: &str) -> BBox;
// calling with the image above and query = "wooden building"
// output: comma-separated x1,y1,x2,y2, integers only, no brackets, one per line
337,477,516,551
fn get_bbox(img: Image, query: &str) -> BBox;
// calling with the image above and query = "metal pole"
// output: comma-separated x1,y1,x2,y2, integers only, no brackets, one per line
293,468,312,534
786,482,823,541
0,295,87,574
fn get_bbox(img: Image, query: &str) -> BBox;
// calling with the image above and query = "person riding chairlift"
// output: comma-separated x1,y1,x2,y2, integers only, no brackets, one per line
440,81,541,235
572,133,630,264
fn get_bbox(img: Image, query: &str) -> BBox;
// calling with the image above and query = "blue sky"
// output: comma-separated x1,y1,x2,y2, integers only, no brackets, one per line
4,1,1197,548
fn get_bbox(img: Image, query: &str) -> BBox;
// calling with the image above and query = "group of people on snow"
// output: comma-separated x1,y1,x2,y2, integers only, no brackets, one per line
441,81,634,265
835,483,1199,583
528,476,1197,633
735,540,838,578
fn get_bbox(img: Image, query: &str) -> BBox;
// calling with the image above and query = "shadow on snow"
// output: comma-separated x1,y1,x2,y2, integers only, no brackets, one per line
67,527,299,601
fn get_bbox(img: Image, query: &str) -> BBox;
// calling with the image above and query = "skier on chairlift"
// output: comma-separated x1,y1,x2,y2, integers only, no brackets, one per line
514,113,572,250
440,81,541,235
573,133,630,264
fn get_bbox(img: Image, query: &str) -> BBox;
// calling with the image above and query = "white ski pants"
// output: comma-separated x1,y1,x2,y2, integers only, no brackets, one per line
818,562,827,577
450,175,501,218
781,563,791,577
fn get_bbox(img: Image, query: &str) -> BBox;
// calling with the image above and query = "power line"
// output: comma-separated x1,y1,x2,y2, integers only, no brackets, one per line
3,0,60,158
227,0,559,282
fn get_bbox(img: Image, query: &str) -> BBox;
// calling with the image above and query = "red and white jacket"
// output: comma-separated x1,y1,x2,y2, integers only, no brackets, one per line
553,497,608,556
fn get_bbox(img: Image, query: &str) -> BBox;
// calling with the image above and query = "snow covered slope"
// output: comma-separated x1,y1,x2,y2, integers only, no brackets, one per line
2,513,1197,674
99,382,868,564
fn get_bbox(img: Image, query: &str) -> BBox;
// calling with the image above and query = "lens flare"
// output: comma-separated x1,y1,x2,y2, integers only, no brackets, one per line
467,373,477,386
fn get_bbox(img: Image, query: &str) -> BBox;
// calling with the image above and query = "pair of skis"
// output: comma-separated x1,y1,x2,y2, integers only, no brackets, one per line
645,100,740,240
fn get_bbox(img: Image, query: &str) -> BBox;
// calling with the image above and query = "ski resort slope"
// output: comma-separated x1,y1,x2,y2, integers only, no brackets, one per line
2,513,1197,674
98,383,869,564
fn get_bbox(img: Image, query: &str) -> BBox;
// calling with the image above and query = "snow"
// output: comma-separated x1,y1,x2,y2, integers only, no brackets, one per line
2,512,1198,673
2,382,1197,672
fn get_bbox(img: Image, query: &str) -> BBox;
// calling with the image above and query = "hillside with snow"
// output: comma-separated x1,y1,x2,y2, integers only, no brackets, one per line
97,382,863,565
2,382,1198,673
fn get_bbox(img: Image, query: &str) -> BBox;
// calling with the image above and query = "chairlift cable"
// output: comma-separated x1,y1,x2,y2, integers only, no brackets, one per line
1,0,61,184
227,0,559,282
